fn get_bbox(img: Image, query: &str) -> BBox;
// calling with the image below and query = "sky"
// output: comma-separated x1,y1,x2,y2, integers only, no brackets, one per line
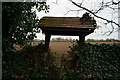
35,0,119,40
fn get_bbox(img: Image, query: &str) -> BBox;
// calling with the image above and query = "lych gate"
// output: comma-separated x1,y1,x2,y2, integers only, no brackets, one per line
38,13,97,72
38,13,97,52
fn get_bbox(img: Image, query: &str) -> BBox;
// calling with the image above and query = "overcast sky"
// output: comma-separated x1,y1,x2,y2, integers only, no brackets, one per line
35,0,119,40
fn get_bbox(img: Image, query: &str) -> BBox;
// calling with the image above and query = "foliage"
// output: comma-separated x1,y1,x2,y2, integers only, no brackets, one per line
51,37,120,42
2,2,49,54
2,43,58,79
2,3,49,79
86,38,120,42
65,43,120,79
51,37,76,42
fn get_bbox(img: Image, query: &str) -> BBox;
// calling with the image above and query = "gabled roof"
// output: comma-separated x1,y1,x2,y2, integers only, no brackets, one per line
38,16,96,28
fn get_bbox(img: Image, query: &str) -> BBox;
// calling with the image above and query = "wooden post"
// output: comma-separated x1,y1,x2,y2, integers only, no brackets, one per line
45,33,51,52
79,35,85,45
44,33,51,67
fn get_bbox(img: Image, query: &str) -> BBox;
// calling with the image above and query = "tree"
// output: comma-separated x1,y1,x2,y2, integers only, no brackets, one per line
68,0,120,34
2,2,49,52
2,2,56,79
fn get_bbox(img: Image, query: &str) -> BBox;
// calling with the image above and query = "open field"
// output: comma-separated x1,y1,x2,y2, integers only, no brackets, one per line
49,42,73,64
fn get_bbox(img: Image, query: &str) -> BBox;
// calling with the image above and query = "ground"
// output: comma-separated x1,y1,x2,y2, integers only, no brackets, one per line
50,42,73,64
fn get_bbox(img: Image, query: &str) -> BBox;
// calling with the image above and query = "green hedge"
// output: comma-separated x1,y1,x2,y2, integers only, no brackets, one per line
3,43,49,79
65,43,120,79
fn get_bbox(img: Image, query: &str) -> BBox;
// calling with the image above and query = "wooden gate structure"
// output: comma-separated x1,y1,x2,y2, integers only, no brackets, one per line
38,13,96,69
38,13,97,71
38,13,97,52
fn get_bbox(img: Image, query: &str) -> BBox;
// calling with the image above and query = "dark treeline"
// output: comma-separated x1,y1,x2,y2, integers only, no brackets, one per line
86,38,120,42
33,38,120,42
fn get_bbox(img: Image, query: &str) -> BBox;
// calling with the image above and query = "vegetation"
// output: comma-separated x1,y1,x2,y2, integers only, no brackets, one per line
2,2,50,79
86,38,120,42
64,43,120,79
3,43,58,79
69,0,120,34
51,37,75,42
3,41,120,79
2,2,49,53
2,2,120,79
51,37,120,42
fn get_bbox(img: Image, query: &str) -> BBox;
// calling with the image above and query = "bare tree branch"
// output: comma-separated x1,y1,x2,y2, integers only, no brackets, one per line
69,0,120,28
112,1,120,5
64,9,83,16
79,0,85,6
102,22,114,35
94,1,104,13
94,0,119,14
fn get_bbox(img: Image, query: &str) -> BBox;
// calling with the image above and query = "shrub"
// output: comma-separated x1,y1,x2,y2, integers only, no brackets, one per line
2,43,58,79
65,43,120,79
